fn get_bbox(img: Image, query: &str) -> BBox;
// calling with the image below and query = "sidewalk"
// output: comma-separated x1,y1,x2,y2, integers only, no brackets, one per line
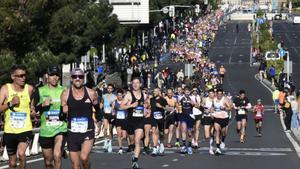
255,74,300,145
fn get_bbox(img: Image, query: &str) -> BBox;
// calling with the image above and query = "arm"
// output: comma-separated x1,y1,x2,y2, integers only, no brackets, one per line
61,89,69,114
0,85,8,113
120,92,134,110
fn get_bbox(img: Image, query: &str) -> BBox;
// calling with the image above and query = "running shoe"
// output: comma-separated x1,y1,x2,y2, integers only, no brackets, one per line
103,140,108,150
209,147,214,155
159,143,165,154
151,147,158,156
132,157,139,169
180,146,187,154
285,130,291,133
187,147,193,155
118,149,123,155
215,148,222,155
220,142,226,149
107,140,113,153
175,142,180,148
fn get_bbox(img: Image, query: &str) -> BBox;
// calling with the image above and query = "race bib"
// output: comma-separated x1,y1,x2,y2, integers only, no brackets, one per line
193,107,202,115
10,112,26,129
238,109,246,115
153,111,163,120
255,112,262,118
116,110,126,120
71,117,88,133
104,106,112,114
45,110,63,127
133,106,144,117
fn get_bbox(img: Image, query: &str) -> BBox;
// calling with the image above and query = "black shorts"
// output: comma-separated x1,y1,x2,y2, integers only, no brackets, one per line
194,115,202,121
144,117,154,126
213,118,229,128
103,113,115,123
152,118,165,132
236,114,248,121
115,119,127,130
3,131,33,156
220,74,225,79
254,118,263,123
201,116,213,126
127,117,144,135
67,130,94,152
165,114,176,129
95,110,104,122
39,132,67,149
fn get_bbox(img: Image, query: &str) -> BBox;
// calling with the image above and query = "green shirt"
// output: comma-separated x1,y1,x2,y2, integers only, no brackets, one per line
38,85,67,137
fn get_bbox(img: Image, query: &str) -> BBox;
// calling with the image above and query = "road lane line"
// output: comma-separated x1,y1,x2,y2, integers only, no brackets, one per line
255,74,300,159
0,158,44,169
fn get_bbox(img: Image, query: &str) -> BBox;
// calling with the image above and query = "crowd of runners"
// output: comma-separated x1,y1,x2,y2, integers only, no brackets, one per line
0,9,298,169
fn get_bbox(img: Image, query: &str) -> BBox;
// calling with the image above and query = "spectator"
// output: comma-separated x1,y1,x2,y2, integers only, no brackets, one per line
269,65,276,86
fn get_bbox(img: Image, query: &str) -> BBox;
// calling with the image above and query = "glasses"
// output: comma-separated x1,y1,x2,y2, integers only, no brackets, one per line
48,73,60,77
71,75,84,79
14,74,26,78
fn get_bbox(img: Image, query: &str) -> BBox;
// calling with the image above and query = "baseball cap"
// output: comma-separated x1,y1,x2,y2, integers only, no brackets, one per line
47,65,60,75
70,68,84,76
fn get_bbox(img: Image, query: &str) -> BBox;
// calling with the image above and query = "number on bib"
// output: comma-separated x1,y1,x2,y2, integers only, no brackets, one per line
153,111,163,120
238,109,246,115
133,106,144,117
10,112,26,129
71,117,88,133
45,110,63,127
116,110,126,119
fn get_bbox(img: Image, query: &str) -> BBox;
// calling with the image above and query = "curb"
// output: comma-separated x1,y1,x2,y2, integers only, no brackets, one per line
255,74,300,159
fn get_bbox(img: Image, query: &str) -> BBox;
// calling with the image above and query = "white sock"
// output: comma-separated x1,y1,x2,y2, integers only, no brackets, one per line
209,138,214,149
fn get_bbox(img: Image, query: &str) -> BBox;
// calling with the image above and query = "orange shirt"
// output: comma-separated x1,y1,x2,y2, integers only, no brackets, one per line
278,92,286,104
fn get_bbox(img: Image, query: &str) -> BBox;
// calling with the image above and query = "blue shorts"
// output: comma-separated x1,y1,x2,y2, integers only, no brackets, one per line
179,114,195,130
274,99,279,105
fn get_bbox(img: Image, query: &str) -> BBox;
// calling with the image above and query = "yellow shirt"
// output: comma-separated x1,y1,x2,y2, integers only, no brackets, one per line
4,84,32,134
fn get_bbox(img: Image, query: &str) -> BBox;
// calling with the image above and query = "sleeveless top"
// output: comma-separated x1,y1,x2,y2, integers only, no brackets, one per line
128,91,144,119
213,97,228,119
4,84,32,134
115,100,127,120
103,94,116,114
67,87,94,133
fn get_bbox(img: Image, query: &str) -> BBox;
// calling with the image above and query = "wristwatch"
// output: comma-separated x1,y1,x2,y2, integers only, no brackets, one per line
7,102,13,109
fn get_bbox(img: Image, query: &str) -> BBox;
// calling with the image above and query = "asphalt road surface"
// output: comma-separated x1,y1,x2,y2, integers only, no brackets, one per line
1,21,300,169
273,21,300,86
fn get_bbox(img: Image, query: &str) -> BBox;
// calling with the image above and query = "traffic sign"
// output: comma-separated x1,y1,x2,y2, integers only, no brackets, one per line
279,49,286,57
284,61,293,74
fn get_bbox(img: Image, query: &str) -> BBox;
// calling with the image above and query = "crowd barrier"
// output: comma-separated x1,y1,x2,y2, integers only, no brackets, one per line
0,124,116,162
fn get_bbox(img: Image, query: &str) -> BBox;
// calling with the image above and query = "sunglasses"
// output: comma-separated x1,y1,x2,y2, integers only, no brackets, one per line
71,75,84,79
14,74,26,78
48,73,60,77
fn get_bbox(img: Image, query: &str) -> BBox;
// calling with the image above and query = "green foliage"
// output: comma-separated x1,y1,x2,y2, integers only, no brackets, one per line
256,9,264,18
0,50,16,84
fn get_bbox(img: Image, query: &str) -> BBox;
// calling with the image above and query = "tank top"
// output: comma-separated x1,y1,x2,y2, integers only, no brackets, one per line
103,94,116,114
128,91,144,119
213,97,228,119
203,98,214,116
181,96,193,115
39,85,67,137
115,100,127,120
4,84,32,134
67,87,94,133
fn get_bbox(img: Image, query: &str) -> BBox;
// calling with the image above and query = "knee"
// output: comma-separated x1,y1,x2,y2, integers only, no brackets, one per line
18,151,26,160
9,160,17,168
80,155,89,164
45,160,53,168
53,151,62,161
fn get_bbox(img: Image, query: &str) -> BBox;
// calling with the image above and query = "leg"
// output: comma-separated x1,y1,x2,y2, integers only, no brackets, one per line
214,123,221,147
8,155,17,169
143,124,151,148
152,126,159,147
53,135,64,169
42,148,54,169
103,119,109,139
117,126,122,149
181,122,187,146
17,142,29,169
69,151,81,169
133,129,144,159
80,139,94,169
194,120,201,146
167,124,174,144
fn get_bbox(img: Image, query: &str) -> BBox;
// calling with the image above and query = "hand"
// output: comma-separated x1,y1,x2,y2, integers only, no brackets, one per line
156,103,162,108
42,97,51,107
131,102,138,108
11,96,20,106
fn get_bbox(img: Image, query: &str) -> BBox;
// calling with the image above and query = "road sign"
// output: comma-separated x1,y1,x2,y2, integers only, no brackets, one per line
279,49,286,57
97,66,103,74
284,61,293,74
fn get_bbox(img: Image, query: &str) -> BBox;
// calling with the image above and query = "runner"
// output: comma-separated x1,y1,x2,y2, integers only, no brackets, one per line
201,89,215,155
219,65,226,84
33,66,67,169
120,77,149,169
212,88,232,155
233,90,252,143
253,99,264,137
0,64,34,169
164,89,178,148
150,88,168,156
112,89,128,154
101,84,116,153
190,88,202,149
61,68,99,169
179,86,195,155
174,87,184,148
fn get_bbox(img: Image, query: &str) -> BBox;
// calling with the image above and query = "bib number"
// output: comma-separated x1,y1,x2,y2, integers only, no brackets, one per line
104,106,112,114
133,106,144,117
255,112,262,118
45,110,63,127
116,110,126,120
10,112,26,129
153,111,163,120
71,117,88,133
238,109,246,115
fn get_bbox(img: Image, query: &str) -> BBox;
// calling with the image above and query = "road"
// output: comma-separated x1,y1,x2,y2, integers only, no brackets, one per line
273,21,300,86
1,22,300,169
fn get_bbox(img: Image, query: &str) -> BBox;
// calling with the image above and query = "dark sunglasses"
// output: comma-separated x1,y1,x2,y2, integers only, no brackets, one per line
48,73,60,77
14,74,26,78
71,75,84,79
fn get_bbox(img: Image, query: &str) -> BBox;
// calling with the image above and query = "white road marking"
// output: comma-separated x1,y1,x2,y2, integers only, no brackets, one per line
219,54,223,57
255,74,300,159
0,158,44,169
172,158,178,162
162,164,170,167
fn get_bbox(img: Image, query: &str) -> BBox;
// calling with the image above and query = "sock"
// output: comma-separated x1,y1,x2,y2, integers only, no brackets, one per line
236,129,240,134
222,136,226,142
209,138,214,148
182,140,186,147
216,143,220,148
132,157,138,162
188,141,192,147
258,127,262,133
120,147,122,150
176,138,180,142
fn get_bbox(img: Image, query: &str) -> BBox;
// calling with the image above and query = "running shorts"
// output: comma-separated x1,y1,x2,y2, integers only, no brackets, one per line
67,130,94,152
39,132,67,149
3,131,33,156
213,118,229,128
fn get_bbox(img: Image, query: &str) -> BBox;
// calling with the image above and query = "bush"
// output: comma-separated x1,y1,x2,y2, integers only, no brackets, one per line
266,60,284,80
